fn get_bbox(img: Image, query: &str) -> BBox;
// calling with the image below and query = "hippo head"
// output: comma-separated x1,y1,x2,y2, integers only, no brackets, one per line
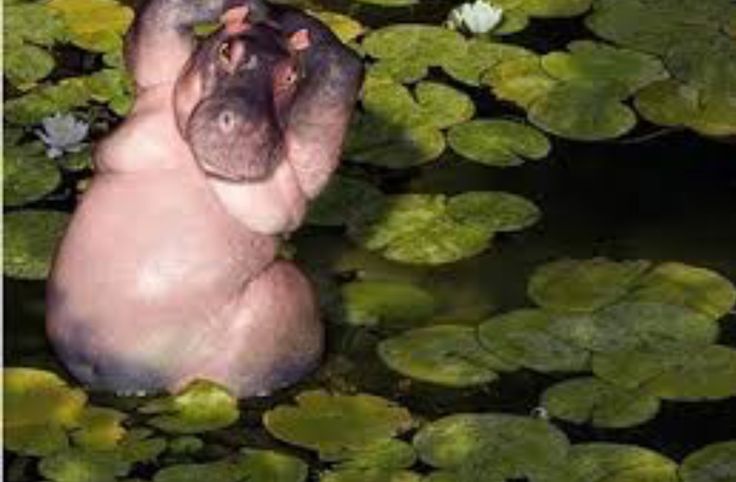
174,20,309,181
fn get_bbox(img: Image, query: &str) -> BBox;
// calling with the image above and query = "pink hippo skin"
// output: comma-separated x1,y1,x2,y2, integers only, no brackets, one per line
46,0,363,397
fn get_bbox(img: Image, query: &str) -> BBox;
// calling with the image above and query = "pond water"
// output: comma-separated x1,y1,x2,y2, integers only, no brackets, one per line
4,0,736,480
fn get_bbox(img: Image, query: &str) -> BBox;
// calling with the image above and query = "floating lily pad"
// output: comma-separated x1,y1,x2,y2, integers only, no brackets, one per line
264,390,413,460
307,176,385,227
564,443,678,482
4,210,69,280
322,469,422,482
167,436,204,455
541,377,660,428
39,448,131,482
527,81,637,141
139,380,239,434
540,41,668,96
442,40,535,86
349,192,539,265
4,368,87,456
354,0,418,7
335,439,417,471
486,56,558,108
679,441,736,482
448,119,551,167
309,11,364,43
378,324,519,386
593,344,736,400
626,262,736,320
4,1,66,89
154,452,307,482
47,0,134,53
414,413,570,482
341,280,437,327
586,0,736,136
552,302,718,353
116,429,167,464
4,141,62,207
528,258,651,313
70,407,127,450
478,309,590,372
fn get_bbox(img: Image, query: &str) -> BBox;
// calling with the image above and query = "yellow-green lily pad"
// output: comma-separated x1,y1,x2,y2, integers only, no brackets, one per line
335,439,416,471
4,367,87,456
322,469,421,482
626,262,736,320
528,258,651,313
4,141,62,207
563,443,678,482
307,175,385,227
263,390,413,460
308,11,364,43
341,280,438,327
592,344,736,400
447,191,542,232
486,56,558,108
442,40,535,86
541,377,660,428
378,325,518,387
552,302,718,353
70,407,127,450
47,0,133,53
679,441,736,482
414,413,570,482
4,210,70,280
153,451,307,482
478,309,590,372
39,448,131,482
139,380,239,434
447,119,551,167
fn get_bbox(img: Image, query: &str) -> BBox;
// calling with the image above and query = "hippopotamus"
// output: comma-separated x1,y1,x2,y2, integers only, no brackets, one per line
45,0,363,397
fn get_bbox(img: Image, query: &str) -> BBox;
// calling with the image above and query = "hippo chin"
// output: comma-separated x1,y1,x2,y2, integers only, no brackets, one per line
45,0,363,398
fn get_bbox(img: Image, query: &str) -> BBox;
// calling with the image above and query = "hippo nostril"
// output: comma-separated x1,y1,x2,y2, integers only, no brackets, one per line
218,110,237,133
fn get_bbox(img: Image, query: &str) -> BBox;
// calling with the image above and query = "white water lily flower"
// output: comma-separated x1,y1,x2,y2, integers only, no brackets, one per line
35,113,89,159
447,0,504,35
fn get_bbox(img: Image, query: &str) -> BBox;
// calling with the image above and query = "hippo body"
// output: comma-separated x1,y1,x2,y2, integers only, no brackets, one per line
46,0,362,397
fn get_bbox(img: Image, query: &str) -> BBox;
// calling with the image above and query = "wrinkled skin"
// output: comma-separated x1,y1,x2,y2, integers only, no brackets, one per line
46,0,363,397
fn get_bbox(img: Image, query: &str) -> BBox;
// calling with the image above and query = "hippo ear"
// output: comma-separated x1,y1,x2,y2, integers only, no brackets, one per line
288,29,310,51
221,5,250,34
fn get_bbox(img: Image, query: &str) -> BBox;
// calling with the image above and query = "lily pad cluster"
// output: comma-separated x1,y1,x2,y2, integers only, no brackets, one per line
373,258,736,424
347,191,541,265
586,0,736,136
486,41,668,140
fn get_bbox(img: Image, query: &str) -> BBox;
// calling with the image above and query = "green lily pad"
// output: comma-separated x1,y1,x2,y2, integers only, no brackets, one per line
528,258,651,313
139,380,239,434
307,176,385,227
308,11,364,43
4,2,66,89
70,407,127,450
527,81,637,141
39,448,132,482
680,441,736,482
486,56,558,108
552,302,718,353
540,41,668,96
4,210,70,280
447,119,551,167
154,452,307,482
335,439,417,471
4,77,92,125
263,390,413,460
167,436,204,455
447,191,542,232
541,377,660,428
586,0,736,136
117,429,167,464
414,413,570,482
564,443,678,482
354,0,418,6
362,25,465,77
349,192,539,265
4,368,87,456
626,262,736,320
593,344,736,400
341,280,438,327
322,469,422,482
346,76,473,168
47,0,133,53
4,140,62,207
378,325,518,387
443,40,535,86
478,309,590,372
635,80,736,137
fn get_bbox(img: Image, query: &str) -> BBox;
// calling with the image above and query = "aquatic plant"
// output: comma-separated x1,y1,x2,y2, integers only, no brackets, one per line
35,113,89,159
447,0,504,35
4,211,70,280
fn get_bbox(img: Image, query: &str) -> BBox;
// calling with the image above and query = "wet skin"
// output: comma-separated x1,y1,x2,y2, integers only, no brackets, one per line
46,0,363,397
